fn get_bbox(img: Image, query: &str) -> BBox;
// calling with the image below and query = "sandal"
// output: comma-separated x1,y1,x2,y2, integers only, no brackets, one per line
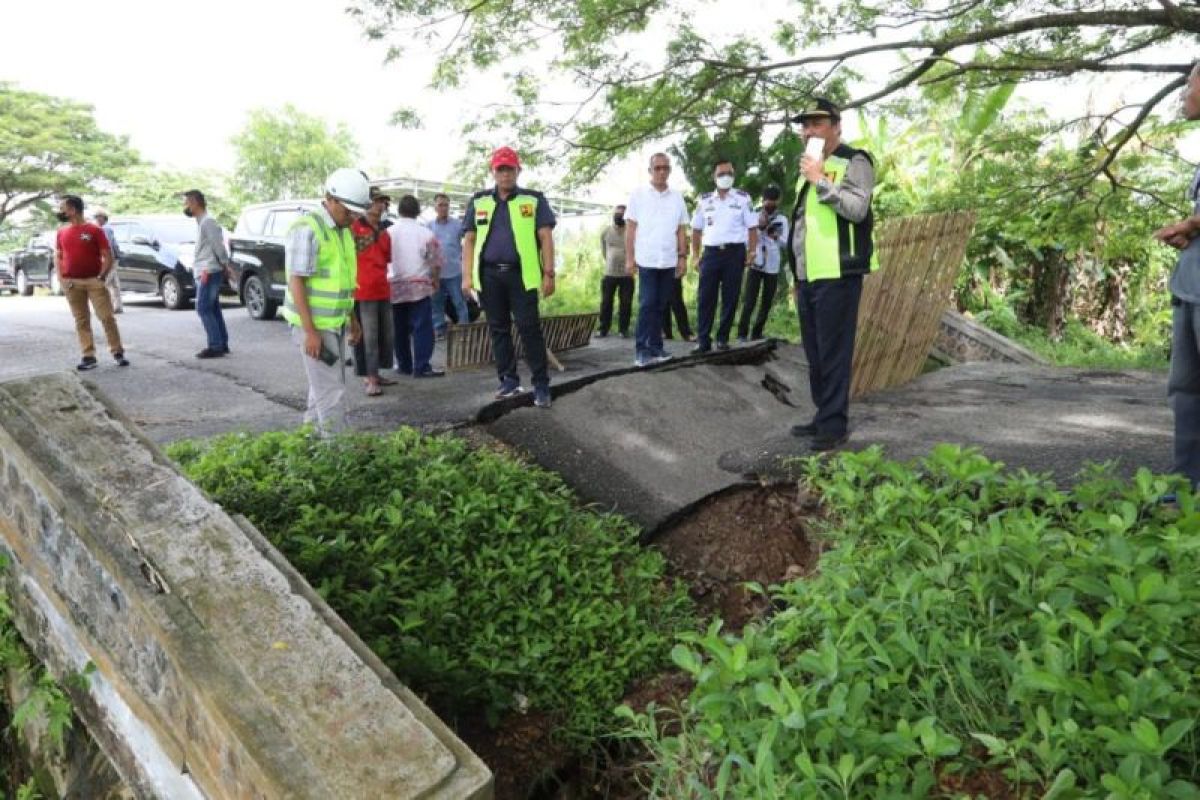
365,382,383,397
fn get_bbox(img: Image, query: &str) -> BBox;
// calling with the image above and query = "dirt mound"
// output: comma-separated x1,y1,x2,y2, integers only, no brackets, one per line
653,483,822,629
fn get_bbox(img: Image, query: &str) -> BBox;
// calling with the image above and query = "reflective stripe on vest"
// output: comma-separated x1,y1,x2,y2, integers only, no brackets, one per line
797,152,880,282
472,193,542,291
281,213,357,330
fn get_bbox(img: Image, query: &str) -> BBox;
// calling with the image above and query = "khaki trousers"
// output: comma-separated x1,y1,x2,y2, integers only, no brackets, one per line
64,277,124,358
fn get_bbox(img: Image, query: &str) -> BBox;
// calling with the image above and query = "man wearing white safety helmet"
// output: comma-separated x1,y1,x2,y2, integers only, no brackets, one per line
281,167,368,433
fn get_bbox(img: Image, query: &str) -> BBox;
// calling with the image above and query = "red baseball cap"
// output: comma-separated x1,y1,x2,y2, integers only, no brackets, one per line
490,146,521,170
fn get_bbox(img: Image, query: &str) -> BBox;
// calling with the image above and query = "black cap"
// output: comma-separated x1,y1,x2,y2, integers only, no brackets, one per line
790,97,841,124
369,186,392,202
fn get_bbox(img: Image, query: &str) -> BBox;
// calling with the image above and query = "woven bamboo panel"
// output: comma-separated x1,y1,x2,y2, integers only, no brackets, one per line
851,211,977,399
446,312,599,371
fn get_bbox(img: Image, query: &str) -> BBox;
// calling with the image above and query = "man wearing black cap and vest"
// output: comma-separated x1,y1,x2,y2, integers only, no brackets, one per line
786,98,879,452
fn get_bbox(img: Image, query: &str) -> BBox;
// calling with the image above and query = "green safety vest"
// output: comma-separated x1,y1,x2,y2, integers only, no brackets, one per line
282,212,357,330
471,192,543,292
791,144,880,282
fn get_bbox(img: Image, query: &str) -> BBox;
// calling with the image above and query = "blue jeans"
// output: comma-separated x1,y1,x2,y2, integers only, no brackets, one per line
635,267,675,358
196,271,228,351
1170,298,1200,487
431,276,470,332
392,296,435,375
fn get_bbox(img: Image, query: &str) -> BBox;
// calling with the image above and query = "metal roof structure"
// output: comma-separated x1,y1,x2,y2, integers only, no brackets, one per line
370,175,609,218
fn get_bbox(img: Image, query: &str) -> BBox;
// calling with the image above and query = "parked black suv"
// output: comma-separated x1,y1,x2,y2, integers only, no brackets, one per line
107,215,205,310
0,254,16,294
229,200,321,320
9,232,60,295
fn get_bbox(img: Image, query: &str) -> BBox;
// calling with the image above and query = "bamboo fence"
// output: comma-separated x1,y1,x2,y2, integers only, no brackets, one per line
851,210,977,398
446,312,598,371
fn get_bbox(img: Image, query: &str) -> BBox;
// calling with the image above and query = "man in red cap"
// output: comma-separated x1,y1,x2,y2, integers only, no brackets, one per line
461,146,558,408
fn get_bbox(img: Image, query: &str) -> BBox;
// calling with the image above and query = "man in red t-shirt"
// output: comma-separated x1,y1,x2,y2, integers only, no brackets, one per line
55,195,128,370
351,188,395,395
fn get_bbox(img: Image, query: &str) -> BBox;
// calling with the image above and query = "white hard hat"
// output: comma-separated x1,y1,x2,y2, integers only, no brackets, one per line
323,168,371,213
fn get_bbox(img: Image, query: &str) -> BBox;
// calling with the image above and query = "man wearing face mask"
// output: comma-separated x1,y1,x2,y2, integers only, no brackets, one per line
282,168,367,433
183,190,233,359
55,195,128,370
737,185,789,342
787,97,879,452
598,204,632,338
689,160,759,353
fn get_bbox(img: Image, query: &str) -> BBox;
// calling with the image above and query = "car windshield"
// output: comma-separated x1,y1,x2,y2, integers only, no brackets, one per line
145,218,199,245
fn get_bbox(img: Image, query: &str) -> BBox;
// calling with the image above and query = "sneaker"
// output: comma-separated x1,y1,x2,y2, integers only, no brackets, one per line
652,351,673,363
736,336,748,344
715,341,731,352
596,331,609,338
113,352,130,367
790,421,818,437
811,432,849,452
76,356,98,371
533,385,552,408
634,354,651,368
618,331,630,339
414,367,446,378
495,378,523,399
691,345,711,355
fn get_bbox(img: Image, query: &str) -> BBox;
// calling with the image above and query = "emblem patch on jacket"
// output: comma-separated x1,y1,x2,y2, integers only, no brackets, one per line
476,210,490,226
519,203,534,218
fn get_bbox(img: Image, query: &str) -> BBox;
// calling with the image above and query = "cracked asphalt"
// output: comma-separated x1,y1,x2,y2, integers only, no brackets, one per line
1,292,1174,531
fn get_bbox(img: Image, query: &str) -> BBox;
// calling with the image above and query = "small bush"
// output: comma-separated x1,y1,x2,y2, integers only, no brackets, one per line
623,446,1200,797
168,429,694,744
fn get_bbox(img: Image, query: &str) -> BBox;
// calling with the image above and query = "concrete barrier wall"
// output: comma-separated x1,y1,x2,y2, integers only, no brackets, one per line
0,374,491,799
933,308,1049,366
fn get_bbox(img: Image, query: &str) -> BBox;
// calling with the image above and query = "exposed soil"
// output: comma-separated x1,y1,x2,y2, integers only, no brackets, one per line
652,482,823,629
455,482,823,799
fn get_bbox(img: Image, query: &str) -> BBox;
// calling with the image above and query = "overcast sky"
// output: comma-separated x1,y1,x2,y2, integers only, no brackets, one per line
2,0,1194,208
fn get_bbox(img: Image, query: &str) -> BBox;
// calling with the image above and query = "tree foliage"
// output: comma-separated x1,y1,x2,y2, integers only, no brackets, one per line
100,165,238,228
230,105,360,203
349,0,1198,188
0,84,138,228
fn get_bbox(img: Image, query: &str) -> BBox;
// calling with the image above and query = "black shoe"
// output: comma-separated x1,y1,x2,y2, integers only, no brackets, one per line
219,346,231,355
596,330,609,338
414,367,446,378
196,348,224,359
715,341,730,351
811,432,849,452
791,421,817,437
76,356,98,371
113,352,130,367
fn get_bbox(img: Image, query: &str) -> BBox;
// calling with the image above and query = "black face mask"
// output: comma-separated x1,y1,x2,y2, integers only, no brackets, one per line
183,207,194,218
613,215,625,226
55,212,70,222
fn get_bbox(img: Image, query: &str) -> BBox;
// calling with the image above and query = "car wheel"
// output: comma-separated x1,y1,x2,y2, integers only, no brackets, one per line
243,274,278,320
160,273,187,310
49,268,62,296
16,269,31,297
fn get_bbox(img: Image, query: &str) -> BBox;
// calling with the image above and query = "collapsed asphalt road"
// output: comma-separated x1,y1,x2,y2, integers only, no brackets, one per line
1,293,1173,533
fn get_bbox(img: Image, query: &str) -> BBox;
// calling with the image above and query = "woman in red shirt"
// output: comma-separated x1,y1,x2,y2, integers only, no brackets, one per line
351,190,395,396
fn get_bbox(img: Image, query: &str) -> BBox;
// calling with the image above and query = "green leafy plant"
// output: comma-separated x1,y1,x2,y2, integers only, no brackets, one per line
623,446,1200,797
168,429,694,746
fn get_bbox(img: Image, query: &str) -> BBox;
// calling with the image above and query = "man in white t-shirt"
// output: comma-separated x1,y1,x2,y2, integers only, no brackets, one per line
625,152,690,368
